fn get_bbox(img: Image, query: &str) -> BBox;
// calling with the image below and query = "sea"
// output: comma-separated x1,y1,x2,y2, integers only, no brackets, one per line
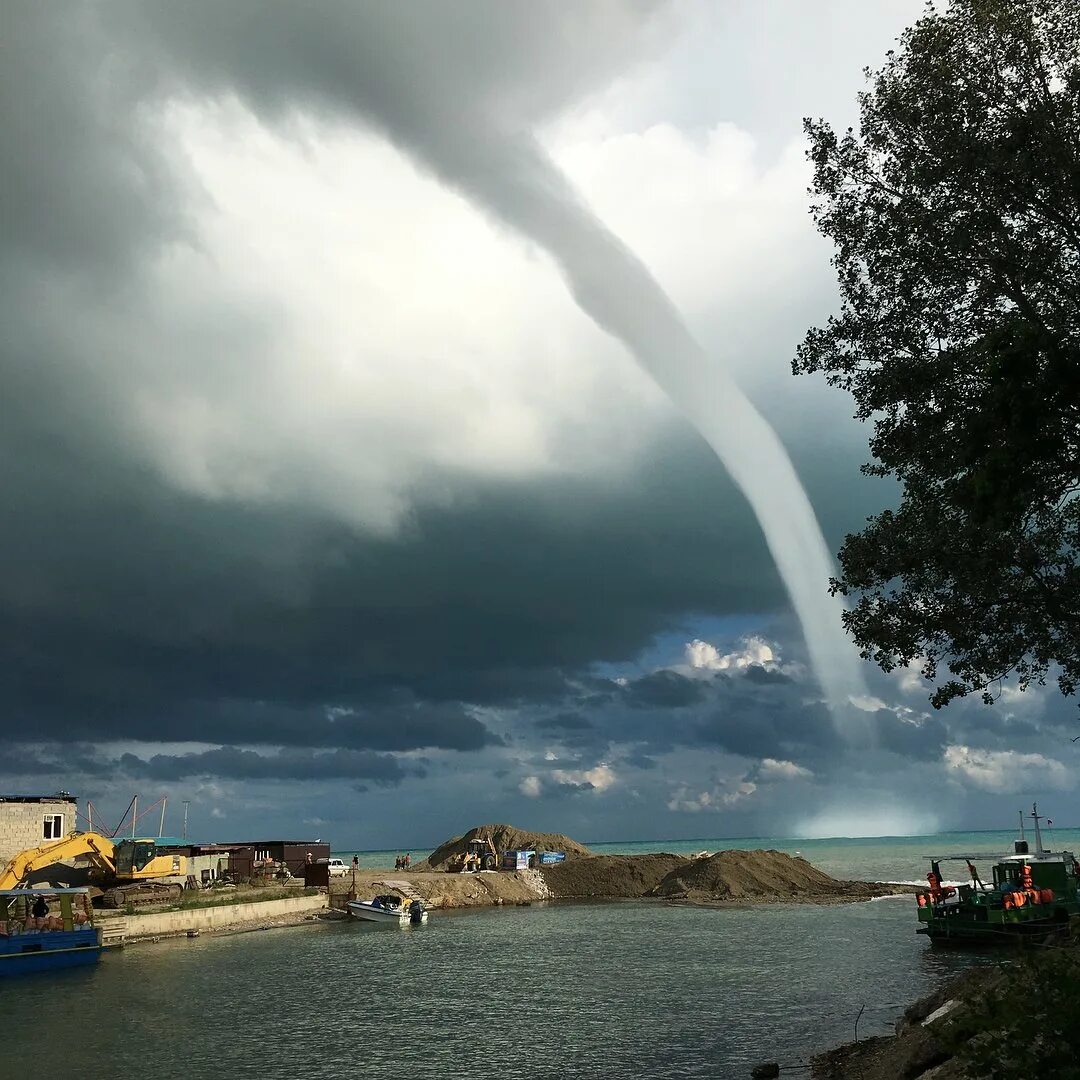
3,829,1070,1079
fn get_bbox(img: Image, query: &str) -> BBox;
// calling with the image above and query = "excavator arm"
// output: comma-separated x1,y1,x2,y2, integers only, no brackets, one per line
0,832,117,890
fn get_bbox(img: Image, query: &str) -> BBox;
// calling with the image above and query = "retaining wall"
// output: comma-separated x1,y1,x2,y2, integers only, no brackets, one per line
121,894,327,940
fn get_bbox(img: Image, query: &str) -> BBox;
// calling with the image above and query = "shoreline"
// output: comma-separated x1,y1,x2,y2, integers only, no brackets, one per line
324,855,919,911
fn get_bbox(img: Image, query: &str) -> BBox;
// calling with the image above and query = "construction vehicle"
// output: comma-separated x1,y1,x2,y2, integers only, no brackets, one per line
0,832,191,907
448,836,499,873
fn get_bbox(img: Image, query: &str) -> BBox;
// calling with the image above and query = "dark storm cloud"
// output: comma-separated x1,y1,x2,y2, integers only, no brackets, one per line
535,714,594,733
0,743,417,784
116,747,417,783
622,671,706,708
0,1,885,769
5,2,1039,823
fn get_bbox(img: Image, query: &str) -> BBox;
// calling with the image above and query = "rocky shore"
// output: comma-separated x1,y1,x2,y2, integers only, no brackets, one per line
807,925,1079,1080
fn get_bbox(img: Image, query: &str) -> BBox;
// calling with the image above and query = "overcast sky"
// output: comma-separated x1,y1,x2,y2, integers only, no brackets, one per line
3,1,1077,849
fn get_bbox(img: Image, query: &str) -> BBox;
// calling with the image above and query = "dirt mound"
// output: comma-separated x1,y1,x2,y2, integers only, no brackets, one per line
424,823,591,870
542,854,692,898
653,849,894,903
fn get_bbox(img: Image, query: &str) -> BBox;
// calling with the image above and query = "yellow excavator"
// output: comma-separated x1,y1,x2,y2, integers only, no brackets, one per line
0,832,189,907
448,836,499,873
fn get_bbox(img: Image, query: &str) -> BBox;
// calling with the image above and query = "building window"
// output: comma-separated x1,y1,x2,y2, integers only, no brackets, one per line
43,814,64,840
255,849,270,861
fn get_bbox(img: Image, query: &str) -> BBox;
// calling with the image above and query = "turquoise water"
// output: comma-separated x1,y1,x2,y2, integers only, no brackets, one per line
0,896,994,1078
338,828,1080,882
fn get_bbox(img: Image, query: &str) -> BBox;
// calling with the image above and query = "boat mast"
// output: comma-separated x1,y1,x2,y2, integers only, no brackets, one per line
1031,802,1046,855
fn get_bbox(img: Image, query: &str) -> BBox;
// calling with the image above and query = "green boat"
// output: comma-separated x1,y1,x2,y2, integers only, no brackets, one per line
916,805,1080,946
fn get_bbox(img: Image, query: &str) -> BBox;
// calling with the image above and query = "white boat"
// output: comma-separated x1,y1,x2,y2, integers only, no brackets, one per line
346,894,428,925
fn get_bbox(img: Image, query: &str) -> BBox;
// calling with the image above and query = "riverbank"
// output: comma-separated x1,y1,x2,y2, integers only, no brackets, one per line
99,891,329,944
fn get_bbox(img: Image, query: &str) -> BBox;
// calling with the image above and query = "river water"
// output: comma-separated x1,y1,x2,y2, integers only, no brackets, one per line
0,894,997,1078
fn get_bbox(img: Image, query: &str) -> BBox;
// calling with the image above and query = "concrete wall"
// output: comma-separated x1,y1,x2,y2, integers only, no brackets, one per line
0,797,77,867
122,894,327,940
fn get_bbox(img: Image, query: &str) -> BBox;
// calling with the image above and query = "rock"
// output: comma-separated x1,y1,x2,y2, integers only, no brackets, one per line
921,999,959,1026
750,1064,780,1079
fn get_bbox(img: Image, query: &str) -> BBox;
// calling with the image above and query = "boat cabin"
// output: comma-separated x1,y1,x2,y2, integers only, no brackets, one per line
916,805,1080,945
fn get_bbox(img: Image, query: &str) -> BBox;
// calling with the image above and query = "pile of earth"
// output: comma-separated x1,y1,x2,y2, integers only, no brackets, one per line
424,823,592,870
652,849,909,904
542,854,691,898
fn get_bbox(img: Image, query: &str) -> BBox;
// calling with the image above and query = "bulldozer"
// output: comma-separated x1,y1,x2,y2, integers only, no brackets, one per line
0,832,191,907
448,836,499,873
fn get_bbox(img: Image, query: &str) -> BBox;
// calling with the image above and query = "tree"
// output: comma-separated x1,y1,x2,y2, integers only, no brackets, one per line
795,0,1080,709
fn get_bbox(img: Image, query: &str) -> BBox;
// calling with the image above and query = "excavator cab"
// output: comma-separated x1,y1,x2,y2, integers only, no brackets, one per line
113,840,157,875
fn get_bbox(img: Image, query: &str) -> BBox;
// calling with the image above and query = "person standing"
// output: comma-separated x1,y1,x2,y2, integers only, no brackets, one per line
966,860,985,890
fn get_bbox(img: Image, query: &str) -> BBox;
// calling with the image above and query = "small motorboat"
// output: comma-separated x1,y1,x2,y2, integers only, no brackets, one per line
347,894,428,925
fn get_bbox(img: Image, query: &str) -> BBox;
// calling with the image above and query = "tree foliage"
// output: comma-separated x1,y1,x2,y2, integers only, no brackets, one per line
795,0,1080,708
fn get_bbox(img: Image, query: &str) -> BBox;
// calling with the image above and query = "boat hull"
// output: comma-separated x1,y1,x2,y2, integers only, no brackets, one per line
0,928,103,977
346,901,427,925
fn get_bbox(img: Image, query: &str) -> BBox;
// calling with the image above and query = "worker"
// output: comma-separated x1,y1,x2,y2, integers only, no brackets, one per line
31,894,49,929
966,860,985,890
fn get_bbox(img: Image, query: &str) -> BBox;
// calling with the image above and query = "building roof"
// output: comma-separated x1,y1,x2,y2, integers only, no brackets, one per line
215,840,328,846
0,793,78,803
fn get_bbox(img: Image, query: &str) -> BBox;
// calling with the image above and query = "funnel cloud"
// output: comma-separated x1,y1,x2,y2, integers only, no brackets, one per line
125,2,867,716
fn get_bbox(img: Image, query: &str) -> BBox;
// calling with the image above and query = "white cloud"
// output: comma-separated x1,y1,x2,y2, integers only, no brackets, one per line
944,745,1069,793
551,763,616,793
681,636,776,675
667,777,757,813
849,694,887,713
519,775,542,798
757,758,813,782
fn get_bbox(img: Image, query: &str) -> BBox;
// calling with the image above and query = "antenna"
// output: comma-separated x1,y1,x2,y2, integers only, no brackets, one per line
1018,809,1026,842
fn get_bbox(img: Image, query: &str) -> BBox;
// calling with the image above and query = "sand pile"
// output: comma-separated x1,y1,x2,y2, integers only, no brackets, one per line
424,823,591,870
542,854,692,898
652,849,898,903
